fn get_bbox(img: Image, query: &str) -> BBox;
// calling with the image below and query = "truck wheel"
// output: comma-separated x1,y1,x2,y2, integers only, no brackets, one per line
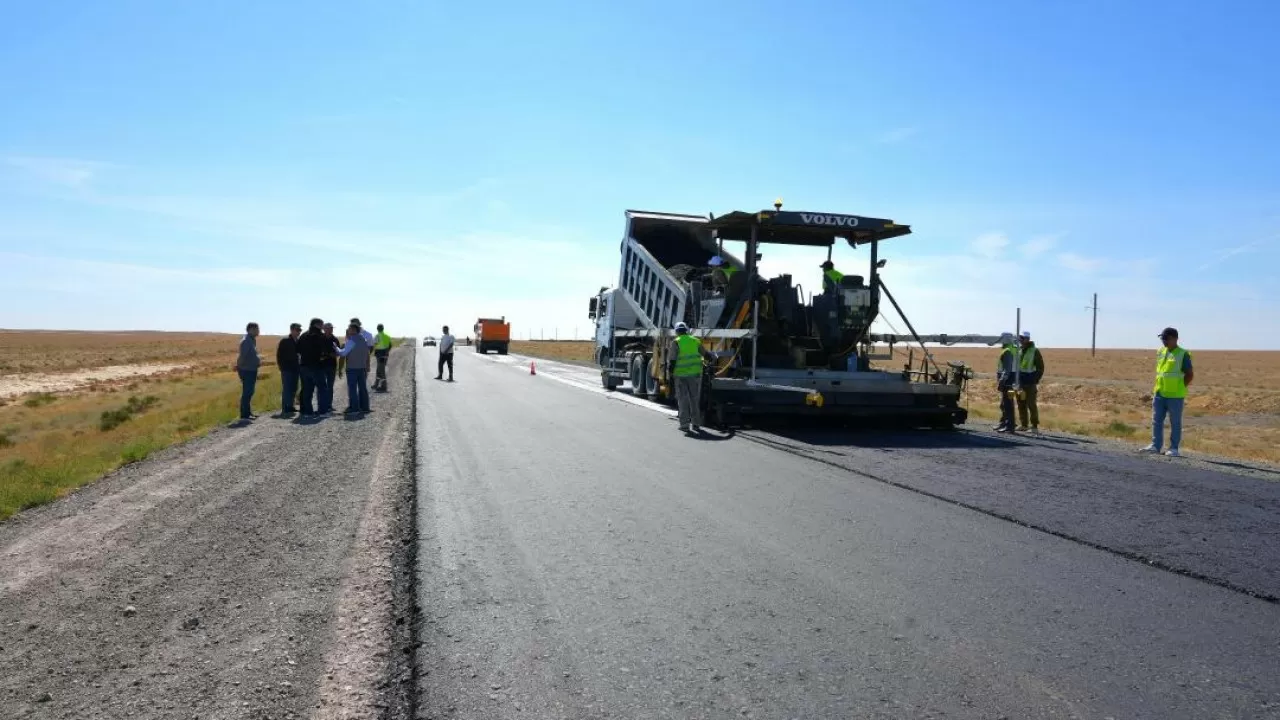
602,372,619,391
498,345,508,355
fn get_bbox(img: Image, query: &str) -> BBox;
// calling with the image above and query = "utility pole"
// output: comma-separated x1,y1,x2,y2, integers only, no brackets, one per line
1086,293,1099,357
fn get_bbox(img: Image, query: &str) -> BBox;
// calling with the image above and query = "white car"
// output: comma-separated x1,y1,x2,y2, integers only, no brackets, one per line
422,336,437,347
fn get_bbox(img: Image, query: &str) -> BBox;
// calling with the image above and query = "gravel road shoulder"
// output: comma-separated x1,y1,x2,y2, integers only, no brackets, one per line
0,349,418,720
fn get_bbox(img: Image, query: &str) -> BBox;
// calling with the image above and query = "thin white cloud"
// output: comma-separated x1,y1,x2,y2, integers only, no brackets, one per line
4,156,112,189
0,252,293,288
1056,252,1105,273
877,127,918,144
1196,238,1269,271
970,232,1010,258
1019,233,1062,258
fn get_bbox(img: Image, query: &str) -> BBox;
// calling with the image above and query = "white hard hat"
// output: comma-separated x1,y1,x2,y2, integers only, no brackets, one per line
675,322,689,332
708,256,723,266
1020,330,1032,339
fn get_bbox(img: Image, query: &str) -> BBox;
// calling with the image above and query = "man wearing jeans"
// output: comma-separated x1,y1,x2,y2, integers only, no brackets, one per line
236,322,261,420
295,318,328,415
276,323,302,415
435,326,456,381
1143,326,1194,457
318,322,341,413
336,323,372,414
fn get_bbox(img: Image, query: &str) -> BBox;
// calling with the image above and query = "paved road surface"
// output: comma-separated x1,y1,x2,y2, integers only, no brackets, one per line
415,348,1280,719
0,349,417,720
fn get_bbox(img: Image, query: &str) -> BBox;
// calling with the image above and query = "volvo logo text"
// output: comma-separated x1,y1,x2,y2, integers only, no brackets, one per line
798,213,859,227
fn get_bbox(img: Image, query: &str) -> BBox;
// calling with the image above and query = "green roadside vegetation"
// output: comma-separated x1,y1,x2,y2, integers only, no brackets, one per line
0,369,283,521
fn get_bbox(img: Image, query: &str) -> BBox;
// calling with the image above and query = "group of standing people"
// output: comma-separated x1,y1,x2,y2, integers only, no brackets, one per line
235,318,394,421
994,326,1193,457
994,330,1045,433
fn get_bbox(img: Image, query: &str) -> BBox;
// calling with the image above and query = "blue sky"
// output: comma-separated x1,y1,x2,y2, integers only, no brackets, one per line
2,0,1278,349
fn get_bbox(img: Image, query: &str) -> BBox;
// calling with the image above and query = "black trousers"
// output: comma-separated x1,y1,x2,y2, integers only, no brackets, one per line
437,352,454,379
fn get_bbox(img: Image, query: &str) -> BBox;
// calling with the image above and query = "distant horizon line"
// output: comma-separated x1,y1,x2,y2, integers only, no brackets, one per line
2,328,1274,353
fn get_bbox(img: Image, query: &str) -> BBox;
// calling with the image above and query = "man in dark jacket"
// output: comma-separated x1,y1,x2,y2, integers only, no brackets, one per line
295,318,328,416
318,322,341,414
1016,330,1045,431
276,323,302,415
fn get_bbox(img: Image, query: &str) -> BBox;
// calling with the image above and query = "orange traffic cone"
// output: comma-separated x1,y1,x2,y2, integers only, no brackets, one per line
530,361,536,376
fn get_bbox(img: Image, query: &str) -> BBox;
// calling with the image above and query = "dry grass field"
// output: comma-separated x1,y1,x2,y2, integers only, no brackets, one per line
0,331,285,520
511,340,1280,465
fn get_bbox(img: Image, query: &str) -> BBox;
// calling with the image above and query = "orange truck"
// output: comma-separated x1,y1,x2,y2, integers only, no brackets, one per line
473,317,511,355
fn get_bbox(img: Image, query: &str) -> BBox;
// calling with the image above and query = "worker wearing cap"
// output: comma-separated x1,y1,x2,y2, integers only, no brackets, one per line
668,322,713,434
994,332,1018,432
1016,330,1045,432
820,260,844,294
373,323,393,391
1143,327,1193,457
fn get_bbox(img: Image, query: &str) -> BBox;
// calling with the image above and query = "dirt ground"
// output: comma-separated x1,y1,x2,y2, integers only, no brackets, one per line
0,330,272,376
0,349,417,719
0,363,192,400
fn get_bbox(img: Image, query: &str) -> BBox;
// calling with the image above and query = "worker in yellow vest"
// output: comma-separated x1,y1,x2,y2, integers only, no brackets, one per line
373,324,393,391
1016,330,1045,431
668,322,713,434
708,255,737,292
993,332,1018,432
820,260,844,293
1142,326,1193,457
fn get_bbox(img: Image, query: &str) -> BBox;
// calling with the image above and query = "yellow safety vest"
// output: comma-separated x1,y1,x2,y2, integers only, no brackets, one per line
721,266,738,278
1154,347,1189,398
823,268,844,290
375,332,393,350
997,345,1014,373
673,334,704,377
1019,346,1038,372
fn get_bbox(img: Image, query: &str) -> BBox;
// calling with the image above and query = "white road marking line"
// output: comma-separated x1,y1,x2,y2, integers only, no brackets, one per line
466,350,679,419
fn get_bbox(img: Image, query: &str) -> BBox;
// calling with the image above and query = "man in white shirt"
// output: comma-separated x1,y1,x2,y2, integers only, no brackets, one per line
436,325,456,382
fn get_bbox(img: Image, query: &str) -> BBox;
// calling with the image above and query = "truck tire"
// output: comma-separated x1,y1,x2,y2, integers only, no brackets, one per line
602,372,619,391
498,343,508,355
629,355,651,397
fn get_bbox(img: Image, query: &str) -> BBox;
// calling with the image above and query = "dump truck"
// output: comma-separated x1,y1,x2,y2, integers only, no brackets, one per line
473,317,511,355
587,204,1001,428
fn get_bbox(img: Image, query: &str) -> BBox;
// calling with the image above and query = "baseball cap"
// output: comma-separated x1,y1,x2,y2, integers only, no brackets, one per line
1159,326,1178,338
1020,330,1031,339
708,256,723,266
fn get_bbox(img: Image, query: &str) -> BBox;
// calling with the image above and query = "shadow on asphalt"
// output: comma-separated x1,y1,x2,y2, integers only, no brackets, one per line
292,414,327,426
742,419,1026,450
686,429,736,442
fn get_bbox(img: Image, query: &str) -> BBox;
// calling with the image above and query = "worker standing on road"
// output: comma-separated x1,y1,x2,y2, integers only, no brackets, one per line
436,326,456,382
668,322,713,434
373,323,393,391
1016,331,1045,432
820,260,844,293
335,323,372,414
1143,327,1194,457
277,323,302,416
994,332,1018,433
319,322,340,414
236,322,261,421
